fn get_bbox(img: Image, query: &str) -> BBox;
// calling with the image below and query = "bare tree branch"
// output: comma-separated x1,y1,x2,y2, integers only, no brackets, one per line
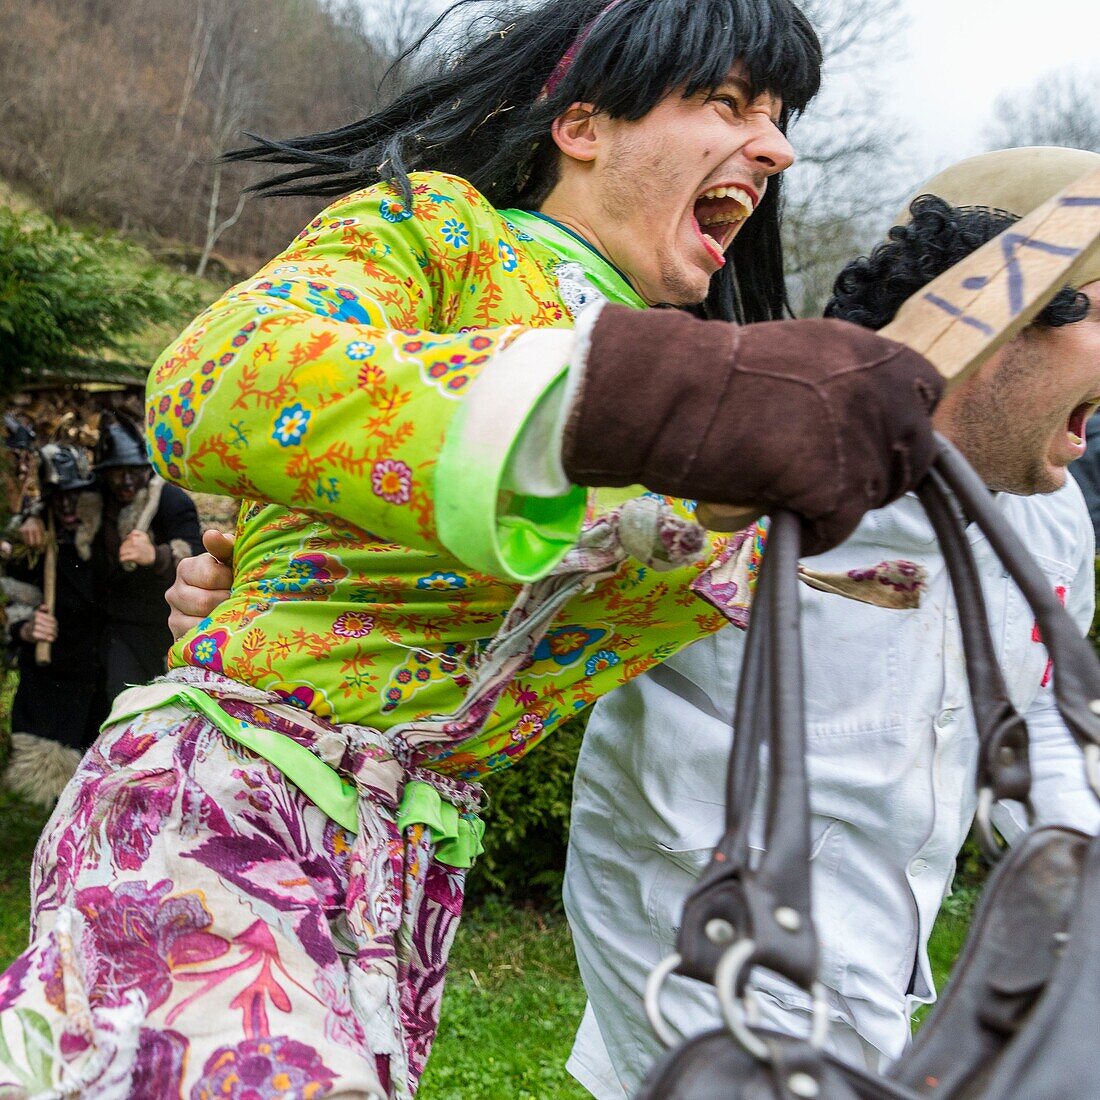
984,68,1100,153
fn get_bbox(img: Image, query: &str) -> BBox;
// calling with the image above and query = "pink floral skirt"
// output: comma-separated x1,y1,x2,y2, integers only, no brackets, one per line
0,670,481,1099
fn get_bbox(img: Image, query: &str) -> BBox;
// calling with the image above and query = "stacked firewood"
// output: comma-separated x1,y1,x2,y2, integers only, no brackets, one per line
2,385,237,530
3,387,145,519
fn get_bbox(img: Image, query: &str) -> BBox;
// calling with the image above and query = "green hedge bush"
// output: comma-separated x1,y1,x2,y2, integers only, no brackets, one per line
468,712,587,905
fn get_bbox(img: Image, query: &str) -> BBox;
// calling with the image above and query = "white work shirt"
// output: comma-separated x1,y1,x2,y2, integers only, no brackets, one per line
564,482,1100,1099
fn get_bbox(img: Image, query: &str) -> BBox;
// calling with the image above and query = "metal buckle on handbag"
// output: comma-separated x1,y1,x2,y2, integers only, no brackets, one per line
974,787,1035,862
646,942,829,1062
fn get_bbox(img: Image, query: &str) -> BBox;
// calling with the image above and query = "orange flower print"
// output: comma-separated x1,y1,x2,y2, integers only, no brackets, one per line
370,459,412,505
551,629,593,656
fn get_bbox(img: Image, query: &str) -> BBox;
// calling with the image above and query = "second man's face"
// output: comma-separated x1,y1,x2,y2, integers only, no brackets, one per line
934,281,1100,495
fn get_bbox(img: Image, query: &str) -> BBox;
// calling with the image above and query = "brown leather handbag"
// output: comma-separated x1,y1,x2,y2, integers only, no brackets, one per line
635,436,1100,1100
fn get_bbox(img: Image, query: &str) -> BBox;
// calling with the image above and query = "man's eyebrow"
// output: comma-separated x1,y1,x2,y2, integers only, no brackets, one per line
716,76,753,96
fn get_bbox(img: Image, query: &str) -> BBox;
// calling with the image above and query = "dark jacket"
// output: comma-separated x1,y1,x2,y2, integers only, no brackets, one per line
97,477,203,699
1069,416,1100,546
8,499,108,749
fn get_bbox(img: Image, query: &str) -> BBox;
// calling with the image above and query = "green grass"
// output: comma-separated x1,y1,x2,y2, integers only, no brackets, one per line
0,789,972,1099
914,887,978,1030
420,898,589,1100
0,789,49,966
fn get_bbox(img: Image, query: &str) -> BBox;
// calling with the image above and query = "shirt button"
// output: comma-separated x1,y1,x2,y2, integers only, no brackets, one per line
936,710,956,728
910,858,929,876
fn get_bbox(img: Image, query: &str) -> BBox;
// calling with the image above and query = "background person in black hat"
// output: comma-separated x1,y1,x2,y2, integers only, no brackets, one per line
4,443,107,805
92,412,203,704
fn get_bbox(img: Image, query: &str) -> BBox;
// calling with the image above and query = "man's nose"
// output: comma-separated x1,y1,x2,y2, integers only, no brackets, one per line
746,120,795,175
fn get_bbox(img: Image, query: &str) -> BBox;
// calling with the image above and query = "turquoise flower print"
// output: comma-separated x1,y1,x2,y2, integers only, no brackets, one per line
345,340,375,361
380,196,413,223
256,553,338,598
441,218,470,249
315,476,340,504
417,571,468,591
153,422,183,480
585,649,621,676
272,403,312,447
498,240,518,272
304,283,374,324
186,628,229,674
504,220,535,243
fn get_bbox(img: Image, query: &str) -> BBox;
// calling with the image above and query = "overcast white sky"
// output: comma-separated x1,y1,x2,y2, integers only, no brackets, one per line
864,0,1098,172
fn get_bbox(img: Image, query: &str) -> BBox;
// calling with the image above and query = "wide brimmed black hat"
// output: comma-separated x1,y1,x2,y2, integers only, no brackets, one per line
4,414,35,452
94,414,150,471
39,443,96,496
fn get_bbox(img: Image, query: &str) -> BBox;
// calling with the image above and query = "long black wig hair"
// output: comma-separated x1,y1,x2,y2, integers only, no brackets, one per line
227,0,823,324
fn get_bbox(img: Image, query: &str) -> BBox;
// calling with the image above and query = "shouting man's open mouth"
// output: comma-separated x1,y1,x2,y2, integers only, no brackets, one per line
691,183,758,266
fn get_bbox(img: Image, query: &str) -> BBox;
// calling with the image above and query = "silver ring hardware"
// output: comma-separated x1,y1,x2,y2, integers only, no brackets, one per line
644,951,685,1049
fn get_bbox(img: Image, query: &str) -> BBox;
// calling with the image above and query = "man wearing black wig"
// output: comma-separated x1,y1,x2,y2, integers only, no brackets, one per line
0,1,942,1096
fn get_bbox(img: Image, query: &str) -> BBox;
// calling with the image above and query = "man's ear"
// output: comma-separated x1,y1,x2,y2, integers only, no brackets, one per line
551,103,601,164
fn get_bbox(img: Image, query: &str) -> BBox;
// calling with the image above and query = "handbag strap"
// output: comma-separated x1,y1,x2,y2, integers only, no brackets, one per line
915,469,1034,858
674,510,819,994
651,434,1100,1064
931,436,1100,791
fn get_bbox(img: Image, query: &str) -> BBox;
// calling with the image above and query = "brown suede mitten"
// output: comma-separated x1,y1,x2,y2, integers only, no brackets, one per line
563,305,943,555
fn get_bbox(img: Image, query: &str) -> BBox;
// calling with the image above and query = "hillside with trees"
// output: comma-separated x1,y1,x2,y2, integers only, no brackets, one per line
0,0,419,271
0,0,914,305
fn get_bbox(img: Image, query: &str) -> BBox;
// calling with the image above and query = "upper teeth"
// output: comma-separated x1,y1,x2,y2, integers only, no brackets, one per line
700,185,755,212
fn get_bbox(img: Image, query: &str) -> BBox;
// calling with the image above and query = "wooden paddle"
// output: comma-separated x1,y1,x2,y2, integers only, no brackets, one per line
698,165,1100,532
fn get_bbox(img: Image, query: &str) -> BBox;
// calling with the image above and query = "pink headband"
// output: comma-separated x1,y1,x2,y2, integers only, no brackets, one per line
541,0,628,100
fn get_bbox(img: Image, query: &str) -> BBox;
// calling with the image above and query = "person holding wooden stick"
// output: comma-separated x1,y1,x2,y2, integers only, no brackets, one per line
91,413,203,703
4,443,105,806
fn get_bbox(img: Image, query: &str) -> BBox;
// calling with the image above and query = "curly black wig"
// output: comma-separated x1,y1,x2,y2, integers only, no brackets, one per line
826,195,1089,330
226,0,823,325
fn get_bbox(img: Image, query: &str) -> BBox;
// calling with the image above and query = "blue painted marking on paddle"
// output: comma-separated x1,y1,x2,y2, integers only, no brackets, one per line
960,314,996,336
1060,197,1100,207
923,292,996,336
924,292,963,318
1000,233,1081,313
922,218,1090,341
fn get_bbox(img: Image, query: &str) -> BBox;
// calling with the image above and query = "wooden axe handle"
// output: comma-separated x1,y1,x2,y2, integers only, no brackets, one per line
699,165,1100,532
121,474,163,572
35,514,57,667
